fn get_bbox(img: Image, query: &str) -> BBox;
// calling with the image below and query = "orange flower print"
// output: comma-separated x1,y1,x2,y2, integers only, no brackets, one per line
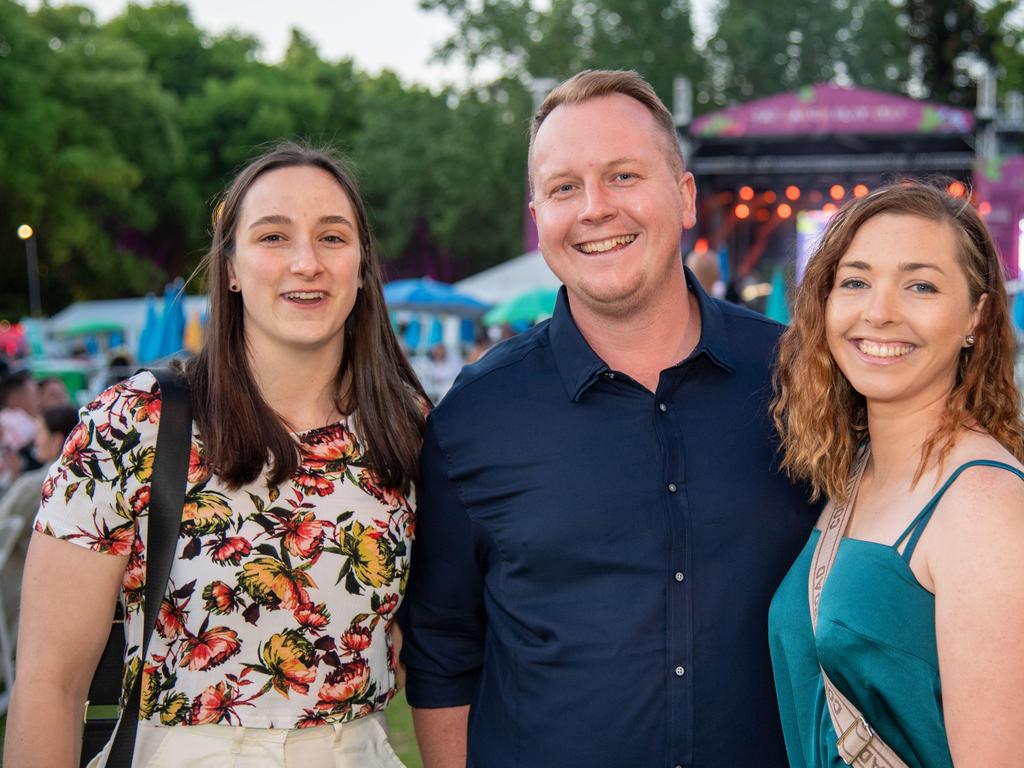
189,681,242,725
40,475,54,505
59,421,92,470
341,626,372,653
357,468,406,510
203,581,241,615
180,626,242,671
157,597,188,640
128,390,161,424
129,485,150,515
294,602,330,630
187,446,211,485
209,536,252,566
315,659,369,711
259,630,317,698
294,471,334,497
281,511,327,560
70,519,135,557
301,426,361,469
374,593,400,617
295,709,329,729
238,557,317,610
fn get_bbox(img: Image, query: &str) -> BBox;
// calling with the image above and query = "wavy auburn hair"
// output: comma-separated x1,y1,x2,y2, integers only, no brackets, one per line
186,142,426,492
772,181,1024,502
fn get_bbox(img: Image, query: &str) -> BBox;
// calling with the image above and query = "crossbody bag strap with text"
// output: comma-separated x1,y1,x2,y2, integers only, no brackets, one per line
808,447,909,768
103,367,192,768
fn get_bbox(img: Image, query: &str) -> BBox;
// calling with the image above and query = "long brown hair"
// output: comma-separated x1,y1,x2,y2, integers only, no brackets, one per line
773,181,1024,502
187,142,426,492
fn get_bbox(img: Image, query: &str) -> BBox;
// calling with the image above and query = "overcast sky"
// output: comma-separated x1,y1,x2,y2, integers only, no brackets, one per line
24,0,716,89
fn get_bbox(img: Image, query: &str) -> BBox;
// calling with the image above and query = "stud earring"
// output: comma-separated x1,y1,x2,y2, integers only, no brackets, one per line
229,282,240,292
965,334,976,347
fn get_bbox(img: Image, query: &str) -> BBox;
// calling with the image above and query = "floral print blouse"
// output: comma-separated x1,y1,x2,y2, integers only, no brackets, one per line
34,372,415,729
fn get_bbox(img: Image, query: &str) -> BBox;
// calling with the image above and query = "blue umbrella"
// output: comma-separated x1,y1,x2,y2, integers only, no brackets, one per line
137,293,162,363
158,279,186,358
384,278,490,316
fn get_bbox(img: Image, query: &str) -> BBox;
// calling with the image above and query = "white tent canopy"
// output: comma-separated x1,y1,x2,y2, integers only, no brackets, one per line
455,250,562,304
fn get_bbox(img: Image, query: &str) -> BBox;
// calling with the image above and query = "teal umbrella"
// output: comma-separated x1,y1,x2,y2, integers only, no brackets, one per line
764,267,790,325
483,288,560,327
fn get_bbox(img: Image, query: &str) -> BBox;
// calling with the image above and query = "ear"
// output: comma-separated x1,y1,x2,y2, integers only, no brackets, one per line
966,292,988,343
678,171,697,230
528,200,538,224
227,261,237,287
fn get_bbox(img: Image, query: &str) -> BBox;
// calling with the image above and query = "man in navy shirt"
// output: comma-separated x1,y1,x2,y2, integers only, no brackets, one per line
400,70,817,767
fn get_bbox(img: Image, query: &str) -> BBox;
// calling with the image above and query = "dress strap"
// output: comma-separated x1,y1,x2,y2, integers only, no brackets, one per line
895,460,1024,563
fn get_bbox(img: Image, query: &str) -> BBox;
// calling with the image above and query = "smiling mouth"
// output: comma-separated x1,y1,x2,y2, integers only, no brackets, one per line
283,291,326,304
575,234,637,254
855,339,916,359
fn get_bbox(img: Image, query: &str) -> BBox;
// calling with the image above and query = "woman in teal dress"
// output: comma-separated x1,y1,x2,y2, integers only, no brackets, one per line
769,182,1024,767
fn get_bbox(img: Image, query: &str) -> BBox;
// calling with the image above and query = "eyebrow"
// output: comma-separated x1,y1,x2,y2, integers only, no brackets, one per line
537,157,644,185
836,259,945,274
248,214,354,229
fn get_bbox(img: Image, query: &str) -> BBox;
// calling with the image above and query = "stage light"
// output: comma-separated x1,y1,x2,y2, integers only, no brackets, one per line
947,181,966,198
735,204,750,219
785,185,800,201
694,238,709,254
853,184,869,198
739,185,754,201
978,201,992,216
764,190,777,203
777,203,792,219
823,203,838,213
829,184,845,200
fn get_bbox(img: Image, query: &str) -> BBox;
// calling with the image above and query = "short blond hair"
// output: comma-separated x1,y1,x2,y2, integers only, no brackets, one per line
528,69,685,190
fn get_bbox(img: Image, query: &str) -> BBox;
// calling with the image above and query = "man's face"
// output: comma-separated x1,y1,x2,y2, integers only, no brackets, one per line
529,93,696,319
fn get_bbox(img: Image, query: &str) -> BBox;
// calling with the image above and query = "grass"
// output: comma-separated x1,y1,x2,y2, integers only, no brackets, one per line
0,697,422,767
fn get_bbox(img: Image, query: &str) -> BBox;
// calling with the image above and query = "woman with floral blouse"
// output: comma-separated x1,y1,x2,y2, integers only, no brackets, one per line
4,143,427,767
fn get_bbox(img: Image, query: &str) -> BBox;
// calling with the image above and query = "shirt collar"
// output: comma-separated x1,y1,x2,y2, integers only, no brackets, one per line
548,266,736,402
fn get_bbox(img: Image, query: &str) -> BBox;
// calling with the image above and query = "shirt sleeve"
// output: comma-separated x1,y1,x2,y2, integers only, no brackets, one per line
32,374,158,556
399,415,485,708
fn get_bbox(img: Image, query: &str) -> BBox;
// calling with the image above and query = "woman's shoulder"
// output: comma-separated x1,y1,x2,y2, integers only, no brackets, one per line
83,370,162,425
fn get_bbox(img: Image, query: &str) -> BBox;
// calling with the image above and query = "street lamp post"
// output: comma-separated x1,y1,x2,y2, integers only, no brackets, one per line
16,224,41,317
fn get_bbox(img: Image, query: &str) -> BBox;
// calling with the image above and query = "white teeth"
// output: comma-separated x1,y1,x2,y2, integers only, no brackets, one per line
578,234,637,254
284,291,324,300
857,340,914,358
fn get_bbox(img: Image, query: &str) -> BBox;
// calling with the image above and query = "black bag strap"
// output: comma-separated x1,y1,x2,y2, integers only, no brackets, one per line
104,367,192,767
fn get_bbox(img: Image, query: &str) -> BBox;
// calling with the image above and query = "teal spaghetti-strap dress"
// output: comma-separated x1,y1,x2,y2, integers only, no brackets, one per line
768,460,1024,768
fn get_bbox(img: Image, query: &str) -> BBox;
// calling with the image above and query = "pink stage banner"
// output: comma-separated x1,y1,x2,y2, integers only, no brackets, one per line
692,83,974,138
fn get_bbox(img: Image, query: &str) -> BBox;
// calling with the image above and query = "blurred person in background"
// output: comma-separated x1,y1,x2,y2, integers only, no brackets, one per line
0,371,41,473
770,182,1024,767
0,404,79,629
5,143,426,768
37,377,71,410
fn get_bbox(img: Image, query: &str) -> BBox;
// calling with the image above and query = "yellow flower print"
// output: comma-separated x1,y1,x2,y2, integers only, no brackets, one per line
343,522,395,589
238,557,317,610
181,490,233,535
260,630,317,698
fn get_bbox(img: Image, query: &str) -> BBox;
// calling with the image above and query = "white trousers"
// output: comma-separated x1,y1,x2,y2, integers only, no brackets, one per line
87,712,407,768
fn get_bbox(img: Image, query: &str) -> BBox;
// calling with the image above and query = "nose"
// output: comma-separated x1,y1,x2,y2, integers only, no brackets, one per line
289,236,324,278
862,284,900,326
578,183,616,225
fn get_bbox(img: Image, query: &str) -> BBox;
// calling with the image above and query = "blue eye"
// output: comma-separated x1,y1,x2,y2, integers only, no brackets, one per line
839,278,868,289
909,282,938,294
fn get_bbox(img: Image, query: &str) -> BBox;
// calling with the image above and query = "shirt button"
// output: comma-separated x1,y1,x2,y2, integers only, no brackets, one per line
604,371,615,379
674,571,685,582
658,403,668,412
667,482,677,493
674,666,685,677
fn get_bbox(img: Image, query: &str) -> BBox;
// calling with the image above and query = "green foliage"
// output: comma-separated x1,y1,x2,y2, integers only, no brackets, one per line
2,0,1023,318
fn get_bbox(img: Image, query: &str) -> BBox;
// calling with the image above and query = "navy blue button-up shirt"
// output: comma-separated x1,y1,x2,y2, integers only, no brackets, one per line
401,273,818,767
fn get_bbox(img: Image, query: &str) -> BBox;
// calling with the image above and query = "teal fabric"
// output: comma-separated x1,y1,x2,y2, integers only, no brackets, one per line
769,460,1024,768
